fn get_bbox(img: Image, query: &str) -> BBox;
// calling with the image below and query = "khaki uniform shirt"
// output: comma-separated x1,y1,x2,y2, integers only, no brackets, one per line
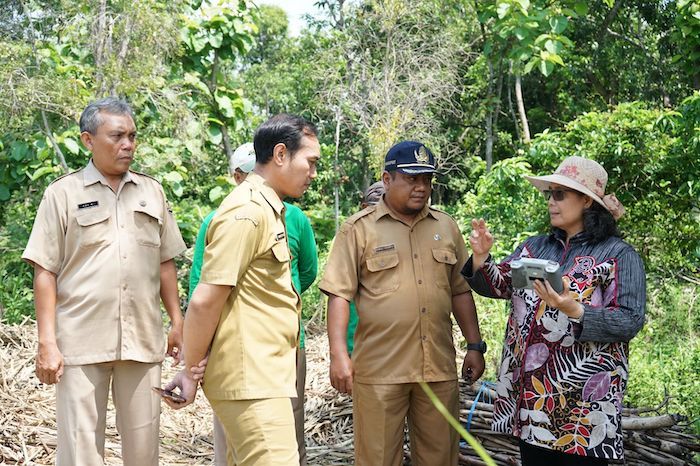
319,198,471,384
200,172,300,401
22,160,186,366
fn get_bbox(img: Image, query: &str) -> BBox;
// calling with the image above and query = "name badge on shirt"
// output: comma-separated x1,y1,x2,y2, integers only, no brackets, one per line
78,201,99,209
276,232,286,241
374,244,396,253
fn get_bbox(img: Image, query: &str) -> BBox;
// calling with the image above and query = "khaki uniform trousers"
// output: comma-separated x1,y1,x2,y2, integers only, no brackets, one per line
55,360,161,466
209,396,298,466
213,349,306,466
353,380,459,466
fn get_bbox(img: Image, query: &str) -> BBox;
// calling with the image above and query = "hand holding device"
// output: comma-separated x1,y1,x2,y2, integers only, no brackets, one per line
152,387,186,403
511,258,563,293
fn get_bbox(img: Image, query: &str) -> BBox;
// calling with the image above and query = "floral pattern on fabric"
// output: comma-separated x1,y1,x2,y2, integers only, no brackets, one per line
487,251,628,460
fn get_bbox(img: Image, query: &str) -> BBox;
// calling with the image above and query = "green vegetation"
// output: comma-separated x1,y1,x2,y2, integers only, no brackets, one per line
0,0,698,431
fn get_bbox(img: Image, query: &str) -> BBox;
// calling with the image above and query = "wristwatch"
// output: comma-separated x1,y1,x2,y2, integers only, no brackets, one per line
467,340,487,354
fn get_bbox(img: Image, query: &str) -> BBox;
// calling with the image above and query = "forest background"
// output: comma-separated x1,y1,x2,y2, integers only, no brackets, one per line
0,0,698,433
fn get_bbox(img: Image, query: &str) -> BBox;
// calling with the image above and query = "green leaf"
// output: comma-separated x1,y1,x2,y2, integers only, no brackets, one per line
215,94,235,118
164,171,183,184
515,27,530,40
0,184,10,201
539,59,554,76
497,2,511,19
516,0,530,13
208,125,223,145
549,16,568,34
546,53,565,66
603,0,614,7
523,57,539,74
209,30,224,48
11,141,29,161
63,138,80,155
544,39,562,54
209,185,224,203
574,2,589,16
31,166,55,180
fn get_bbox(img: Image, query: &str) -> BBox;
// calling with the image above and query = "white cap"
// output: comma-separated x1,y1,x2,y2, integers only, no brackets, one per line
229,142,256,174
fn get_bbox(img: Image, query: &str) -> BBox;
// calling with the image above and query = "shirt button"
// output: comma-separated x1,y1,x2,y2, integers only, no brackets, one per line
418,279,422,284
421,308,427,314
422,336,427,341
379,261,385,267
122,284,127,290
414,254,418,259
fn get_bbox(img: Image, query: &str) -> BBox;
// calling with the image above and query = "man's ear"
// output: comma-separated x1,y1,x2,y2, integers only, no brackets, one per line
80,131,94,151
272,143,287,167
381,171,391,189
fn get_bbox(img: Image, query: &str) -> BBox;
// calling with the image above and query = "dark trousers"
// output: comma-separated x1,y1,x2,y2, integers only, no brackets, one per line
519,440,609,466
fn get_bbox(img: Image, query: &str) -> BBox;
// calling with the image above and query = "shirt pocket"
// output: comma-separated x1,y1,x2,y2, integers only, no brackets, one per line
75,209,111,248
364,253,399,295
432,248,457,289
133,205,162,248
271,241,291,263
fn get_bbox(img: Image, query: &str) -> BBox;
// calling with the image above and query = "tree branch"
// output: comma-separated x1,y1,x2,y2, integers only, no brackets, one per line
19,0,69,173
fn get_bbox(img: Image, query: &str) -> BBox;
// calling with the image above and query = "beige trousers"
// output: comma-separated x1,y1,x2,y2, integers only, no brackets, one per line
213,348,307,466
353,380,459,466
55,360,161,466
209,397,298,466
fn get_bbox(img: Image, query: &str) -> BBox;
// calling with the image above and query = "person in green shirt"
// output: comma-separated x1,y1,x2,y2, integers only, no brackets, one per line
189,142,317,466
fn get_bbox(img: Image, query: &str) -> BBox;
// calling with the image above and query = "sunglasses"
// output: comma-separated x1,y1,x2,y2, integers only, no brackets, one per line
542,189,575,201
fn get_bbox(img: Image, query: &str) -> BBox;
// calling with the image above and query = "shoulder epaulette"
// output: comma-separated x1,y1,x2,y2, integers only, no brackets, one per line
344,204,377,225
48,167,83,186
129,169,162,184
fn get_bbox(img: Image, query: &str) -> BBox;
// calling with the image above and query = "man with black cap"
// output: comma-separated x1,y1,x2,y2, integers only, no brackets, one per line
319,141,486,466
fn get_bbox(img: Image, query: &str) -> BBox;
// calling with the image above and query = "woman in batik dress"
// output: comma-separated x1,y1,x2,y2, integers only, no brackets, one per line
462,156,645,466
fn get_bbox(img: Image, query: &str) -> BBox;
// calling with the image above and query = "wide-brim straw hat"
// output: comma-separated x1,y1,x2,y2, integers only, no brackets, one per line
525,156,625,220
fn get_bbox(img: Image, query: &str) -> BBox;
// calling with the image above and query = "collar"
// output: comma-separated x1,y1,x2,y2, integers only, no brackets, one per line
245,172,285,216
374,196,437,224
83,159,137,187
551,228,590,245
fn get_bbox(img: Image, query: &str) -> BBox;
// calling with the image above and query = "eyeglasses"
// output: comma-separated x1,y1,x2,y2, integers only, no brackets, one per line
542,189,575,201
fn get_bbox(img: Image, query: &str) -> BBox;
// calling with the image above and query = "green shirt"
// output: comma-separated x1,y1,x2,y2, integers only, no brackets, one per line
189,202,318,348
347,301,359,356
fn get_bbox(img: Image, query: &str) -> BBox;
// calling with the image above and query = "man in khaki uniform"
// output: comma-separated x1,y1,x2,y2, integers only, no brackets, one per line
22,97,186,466
319,141,487,466
165,113,321,466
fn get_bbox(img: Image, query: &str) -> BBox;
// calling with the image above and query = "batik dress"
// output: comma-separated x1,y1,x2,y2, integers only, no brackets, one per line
462,229,646,460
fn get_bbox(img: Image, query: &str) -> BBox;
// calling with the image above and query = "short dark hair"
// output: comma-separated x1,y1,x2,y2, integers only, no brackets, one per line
79,97,134,134
253,113,318,165
583,202,621,243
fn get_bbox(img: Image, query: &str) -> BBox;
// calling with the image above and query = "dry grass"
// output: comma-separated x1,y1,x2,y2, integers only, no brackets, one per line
1,321,698,465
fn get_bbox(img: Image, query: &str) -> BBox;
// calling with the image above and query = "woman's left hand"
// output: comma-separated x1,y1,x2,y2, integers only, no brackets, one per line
533,276,584,319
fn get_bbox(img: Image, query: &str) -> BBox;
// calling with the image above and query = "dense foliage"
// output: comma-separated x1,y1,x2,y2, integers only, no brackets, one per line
0,0,698,430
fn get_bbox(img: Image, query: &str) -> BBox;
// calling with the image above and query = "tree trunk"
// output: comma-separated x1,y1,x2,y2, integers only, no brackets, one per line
507,74,521,142
514,73,530,143
484,59,495,172
20,0,68,173
333,106,342,233
207,52,233,162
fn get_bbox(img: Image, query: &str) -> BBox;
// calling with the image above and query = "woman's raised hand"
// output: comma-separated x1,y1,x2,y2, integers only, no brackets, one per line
469,218,493,270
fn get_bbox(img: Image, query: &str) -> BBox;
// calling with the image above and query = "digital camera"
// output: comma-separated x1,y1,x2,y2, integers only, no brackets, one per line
511,258,563,293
